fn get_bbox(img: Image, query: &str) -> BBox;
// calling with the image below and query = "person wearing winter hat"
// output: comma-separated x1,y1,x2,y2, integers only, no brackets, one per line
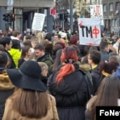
3,61,59,120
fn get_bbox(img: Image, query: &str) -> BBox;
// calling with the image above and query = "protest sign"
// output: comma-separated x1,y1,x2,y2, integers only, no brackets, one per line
32,13,46,31
78,18,101,46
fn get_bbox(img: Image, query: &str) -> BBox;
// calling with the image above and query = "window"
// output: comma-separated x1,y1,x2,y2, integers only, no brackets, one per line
109,3,113,12
116,2,120,11
103,4,107,12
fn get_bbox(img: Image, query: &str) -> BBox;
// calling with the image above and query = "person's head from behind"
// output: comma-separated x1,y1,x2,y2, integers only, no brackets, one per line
11,39,21,50
0,37,12,50
21,46,30,59
7,60,48,118
0,44,5,51
0,51,8,68
31,36,39,48
100,40,109,52
87,50,101,66
38,62,48,77
56,46,79,84
34,44,45,59
109,54,118,63
69,34,79,45
23,40,32,48
60,46,79,63
95,76,120,106
99,61,119,77
53,41,65,55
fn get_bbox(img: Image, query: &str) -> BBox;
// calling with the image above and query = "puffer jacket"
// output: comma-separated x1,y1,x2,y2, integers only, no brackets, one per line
48,68,89,120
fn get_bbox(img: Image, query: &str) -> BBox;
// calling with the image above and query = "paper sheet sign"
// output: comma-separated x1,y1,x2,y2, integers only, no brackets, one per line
78,18,101,46
90,5,104,25
32,13,46,31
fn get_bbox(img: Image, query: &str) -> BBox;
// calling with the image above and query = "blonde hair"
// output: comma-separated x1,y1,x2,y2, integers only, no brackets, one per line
36,32,44,44
31,36,40,48
38,62,48,76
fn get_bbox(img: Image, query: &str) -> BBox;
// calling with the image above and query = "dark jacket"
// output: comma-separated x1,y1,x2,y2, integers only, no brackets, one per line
90,66,102,94
5,50,16,68
37,54,53,73
100,51,109,62
48,68,89,120
0,69,14,119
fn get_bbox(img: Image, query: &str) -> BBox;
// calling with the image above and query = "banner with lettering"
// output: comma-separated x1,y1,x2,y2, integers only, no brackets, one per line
78,18,101,46
32,13,46,31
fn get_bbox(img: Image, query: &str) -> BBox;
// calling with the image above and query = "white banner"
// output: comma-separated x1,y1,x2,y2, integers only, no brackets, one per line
78,18,101,46
90,4,104,25
32,13,46,32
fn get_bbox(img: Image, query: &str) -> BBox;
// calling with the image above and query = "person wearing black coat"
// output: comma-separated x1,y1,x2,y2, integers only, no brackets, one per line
0,51,14,119
48,46,89,120
87,50,102,94
0,37,16,68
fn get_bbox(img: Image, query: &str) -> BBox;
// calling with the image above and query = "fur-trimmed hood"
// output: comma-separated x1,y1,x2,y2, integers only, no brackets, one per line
0,70,14,90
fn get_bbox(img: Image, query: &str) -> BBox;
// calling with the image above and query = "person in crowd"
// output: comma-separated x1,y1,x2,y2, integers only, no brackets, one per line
38,62,49,86
52,41,65,60
113,37,120,54
87,50,101,94
0,44,5,51
69,34,79,46
52,34,61,45
100,40,116,62
52,49,62,72
0,51,14,119
34,44,53,74
8,39,21,68
18,46,30,67
23,40,32,48
43,40,53,57
10,31,21,41
30,36,40,48
36,31,45,44
99,60,119,78
48,46,89,120
0,37,16,68
86,76,120,120
3,60,59,120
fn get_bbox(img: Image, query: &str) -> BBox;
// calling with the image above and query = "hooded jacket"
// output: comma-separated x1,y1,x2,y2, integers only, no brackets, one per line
0,69,14,119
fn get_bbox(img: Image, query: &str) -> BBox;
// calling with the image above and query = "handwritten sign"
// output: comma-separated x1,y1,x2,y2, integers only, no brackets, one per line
32,13,46,31
90,5,104,25
78,18,101,46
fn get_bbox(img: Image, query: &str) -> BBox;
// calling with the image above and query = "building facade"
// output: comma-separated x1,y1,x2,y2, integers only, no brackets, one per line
102,0,120,35
0,0,55,32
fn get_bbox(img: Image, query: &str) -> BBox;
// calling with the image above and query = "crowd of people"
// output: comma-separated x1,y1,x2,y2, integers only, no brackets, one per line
0,29,120,120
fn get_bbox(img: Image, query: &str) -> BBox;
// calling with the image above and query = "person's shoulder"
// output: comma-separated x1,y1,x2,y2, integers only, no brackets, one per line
86,95,97,111
0,70,14,90
48,94,56,103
